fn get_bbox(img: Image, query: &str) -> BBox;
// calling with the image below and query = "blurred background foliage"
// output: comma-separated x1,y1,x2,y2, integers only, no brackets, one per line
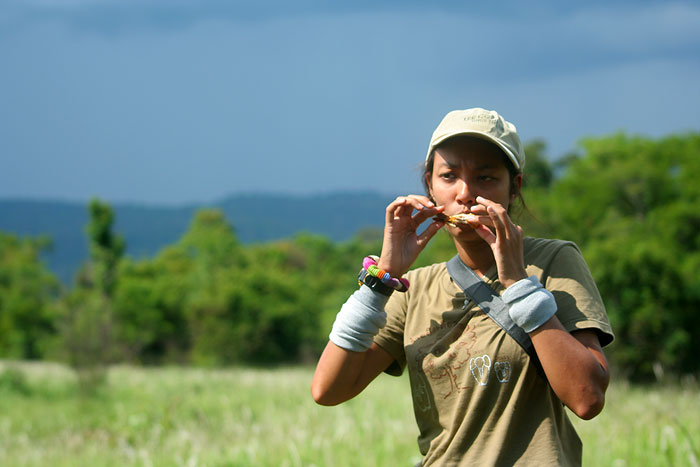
1,132,699,382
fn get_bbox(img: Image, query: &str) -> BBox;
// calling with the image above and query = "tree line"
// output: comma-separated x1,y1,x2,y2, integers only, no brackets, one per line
1,132,699,382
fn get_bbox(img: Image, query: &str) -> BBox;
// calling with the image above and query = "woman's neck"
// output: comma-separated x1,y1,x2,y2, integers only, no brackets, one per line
453,238,495,277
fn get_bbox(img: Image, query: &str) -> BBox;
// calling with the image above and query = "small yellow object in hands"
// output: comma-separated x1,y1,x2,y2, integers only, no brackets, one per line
434,213,471,227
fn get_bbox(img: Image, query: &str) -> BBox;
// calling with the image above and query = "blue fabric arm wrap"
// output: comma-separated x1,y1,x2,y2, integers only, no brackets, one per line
329,285,390,352
502,275,557,333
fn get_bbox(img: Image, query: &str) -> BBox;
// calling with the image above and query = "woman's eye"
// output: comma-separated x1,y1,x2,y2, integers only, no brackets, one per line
478,175,496,182
439,173,456,180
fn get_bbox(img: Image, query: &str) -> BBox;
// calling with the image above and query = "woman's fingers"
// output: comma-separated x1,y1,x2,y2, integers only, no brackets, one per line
475,196,517,240
380,195,446,276
473,197,526,286
413,204,444,226
385,196,407,221
386,195,434,220
468,196,524,254
386,195,444,229
406,194,435,205
486,204,509,239
403,195,438,221
417,219,445,247
470,223,497,244
465,214,492,227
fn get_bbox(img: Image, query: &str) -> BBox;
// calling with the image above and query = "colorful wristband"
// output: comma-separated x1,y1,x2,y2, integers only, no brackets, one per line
361,256,410,292
357,268,395,297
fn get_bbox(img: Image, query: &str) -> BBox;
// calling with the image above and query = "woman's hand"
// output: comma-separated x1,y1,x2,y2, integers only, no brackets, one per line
466,195,527,288
377,195,445,277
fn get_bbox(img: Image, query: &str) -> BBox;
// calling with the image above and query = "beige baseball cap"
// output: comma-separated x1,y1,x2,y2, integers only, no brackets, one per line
426,108,525,171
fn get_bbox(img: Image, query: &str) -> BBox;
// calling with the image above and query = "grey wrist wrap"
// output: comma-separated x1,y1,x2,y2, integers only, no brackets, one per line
502,276,557,333
329,285,390,352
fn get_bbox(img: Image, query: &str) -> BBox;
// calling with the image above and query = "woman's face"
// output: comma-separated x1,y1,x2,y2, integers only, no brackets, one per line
428,137,521,240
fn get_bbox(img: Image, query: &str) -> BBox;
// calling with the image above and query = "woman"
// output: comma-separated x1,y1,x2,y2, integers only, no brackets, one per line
311,108,614,466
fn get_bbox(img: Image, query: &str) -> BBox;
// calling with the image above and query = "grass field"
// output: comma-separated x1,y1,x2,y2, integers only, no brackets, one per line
0,361,698,466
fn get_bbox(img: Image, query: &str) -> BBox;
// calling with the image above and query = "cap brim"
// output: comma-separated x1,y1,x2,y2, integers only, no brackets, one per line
427,131,521,171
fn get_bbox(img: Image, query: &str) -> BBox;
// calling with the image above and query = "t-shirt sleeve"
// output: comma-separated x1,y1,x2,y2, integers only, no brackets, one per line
373,288,408,376
544,243,615,347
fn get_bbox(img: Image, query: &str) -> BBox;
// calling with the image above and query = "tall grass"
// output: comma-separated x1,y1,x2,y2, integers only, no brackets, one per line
0,361,697,466
571,379,699,466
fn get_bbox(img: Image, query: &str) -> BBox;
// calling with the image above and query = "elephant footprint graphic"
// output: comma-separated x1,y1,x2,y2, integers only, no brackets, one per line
494,361,511,383
469,355,491,386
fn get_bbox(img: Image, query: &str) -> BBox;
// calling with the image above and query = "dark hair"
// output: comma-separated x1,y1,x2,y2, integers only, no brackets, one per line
422,135,526,215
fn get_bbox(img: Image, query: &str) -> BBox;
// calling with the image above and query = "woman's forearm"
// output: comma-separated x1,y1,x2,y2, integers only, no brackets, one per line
530,319,610,420
311,341,393,406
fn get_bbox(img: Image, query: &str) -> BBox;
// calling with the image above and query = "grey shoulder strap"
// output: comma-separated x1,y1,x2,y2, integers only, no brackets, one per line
446,255,545,377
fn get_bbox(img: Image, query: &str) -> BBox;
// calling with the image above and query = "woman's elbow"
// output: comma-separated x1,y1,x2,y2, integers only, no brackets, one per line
572,364,610,420
310,380,347,406
572,397,604,420
311,383,333,406
569,387,606,420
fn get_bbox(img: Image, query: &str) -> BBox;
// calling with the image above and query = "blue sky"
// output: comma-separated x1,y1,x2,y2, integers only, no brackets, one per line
1,0,699,205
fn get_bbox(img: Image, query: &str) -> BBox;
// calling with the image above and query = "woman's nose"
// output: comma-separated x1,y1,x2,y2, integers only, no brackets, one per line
455,179,475,205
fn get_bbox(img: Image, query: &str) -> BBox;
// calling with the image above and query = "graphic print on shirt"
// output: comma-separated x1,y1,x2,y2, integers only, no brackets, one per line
423,339,473,398
469,355,491,386
410,319,481,400
494,361,511,383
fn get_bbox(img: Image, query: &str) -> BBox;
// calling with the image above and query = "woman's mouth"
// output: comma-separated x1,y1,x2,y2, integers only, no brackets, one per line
434,212,472,227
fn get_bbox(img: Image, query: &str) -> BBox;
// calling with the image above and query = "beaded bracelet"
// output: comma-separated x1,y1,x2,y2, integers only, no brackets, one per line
361,256,410,292
357,268,395,296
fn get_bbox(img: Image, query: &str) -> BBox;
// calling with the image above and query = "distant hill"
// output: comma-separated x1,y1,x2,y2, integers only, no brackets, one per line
0,191,393,284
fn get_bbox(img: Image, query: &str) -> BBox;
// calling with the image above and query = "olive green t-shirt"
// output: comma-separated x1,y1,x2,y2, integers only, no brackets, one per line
373,237,614,466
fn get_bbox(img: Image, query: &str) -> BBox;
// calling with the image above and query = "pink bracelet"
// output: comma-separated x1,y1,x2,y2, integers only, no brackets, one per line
362,256,410,292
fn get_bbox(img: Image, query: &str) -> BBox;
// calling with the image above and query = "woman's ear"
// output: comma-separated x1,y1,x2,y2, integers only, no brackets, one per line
510,173,523,200
425,172,435,201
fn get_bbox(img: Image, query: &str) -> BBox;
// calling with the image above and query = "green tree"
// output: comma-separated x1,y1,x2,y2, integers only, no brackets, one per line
528,132,700,380
0,233,58,359
57,199,125,390
522,139,554,189
112,248,191,363
179,209,248,365
86,199,125,297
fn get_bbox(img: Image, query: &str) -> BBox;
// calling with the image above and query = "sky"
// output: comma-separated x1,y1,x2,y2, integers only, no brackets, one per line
1,0,699,205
